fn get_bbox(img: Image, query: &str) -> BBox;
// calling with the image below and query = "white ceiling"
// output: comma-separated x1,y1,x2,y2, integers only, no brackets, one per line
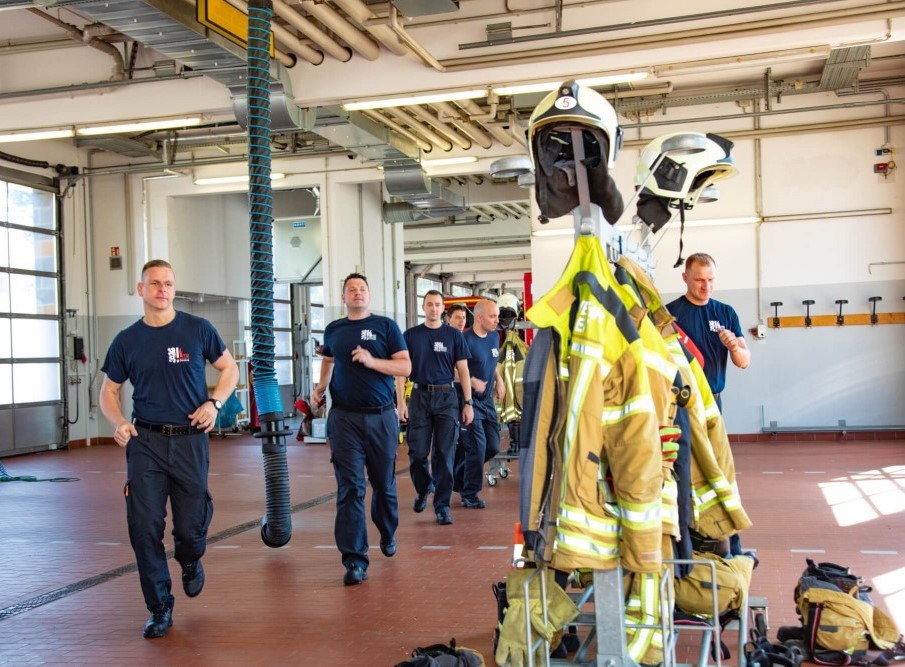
0,0,903,286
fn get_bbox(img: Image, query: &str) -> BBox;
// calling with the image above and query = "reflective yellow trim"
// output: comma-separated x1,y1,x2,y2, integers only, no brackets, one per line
642,349,678,381
601,394,656,424
559,504,620,534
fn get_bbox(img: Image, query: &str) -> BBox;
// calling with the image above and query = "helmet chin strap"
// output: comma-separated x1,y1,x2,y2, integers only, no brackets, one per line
673,201,687,269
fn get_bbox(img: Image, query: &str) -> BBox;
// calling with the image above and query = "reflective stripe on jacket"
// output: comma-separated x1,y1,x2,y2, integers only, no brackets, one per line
527,235,663,574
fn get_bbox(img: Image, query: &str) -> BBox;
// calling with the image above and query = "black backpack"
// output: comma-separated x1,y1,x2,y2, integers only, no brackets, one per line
394,639,484,667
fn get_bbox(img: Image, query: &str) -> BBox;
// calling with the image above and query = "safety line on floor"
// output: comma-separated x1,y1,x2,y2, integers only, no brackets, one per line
0,485,344,622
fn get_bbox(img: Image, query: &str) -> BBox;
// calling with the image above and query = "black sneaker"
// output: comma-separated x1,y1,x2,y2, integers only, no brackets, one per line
413,493,428,513
181,560,205,598
142,602,173,639
380,537,397,558
436,508,453,525
343,565,368,586
461,496,486,509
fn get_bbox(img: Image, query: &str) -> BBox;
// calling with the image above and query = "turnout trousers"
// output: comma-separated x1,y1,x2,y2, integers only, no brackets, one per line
328,407,400,570
406,387,459,511
125,426,213,611
457,393,500,500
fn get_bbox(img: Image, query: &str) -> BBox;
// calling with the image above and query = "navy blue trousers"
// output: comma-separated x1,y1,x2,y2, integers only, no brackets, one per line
406,387,458,511
125,427,212,611
327,407,399,570
457,395,500,500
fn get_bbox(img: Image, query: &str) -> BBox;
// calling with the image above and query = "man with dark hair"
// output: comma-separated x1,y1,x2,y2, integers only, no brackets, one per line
100,259,239,639
667,253,750,411
312,273,411,585
446,303,468,331
458,298,505,509
397,290,473,526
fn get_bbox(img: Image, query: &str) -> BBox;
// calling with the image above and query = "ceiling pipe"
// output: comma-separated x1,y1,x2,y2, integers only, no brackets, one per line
297,0,381,61
27,8,125,80
441,2,905,70
360,109,434,152
621,96,905,130
385,5,446,72
499,203,525,218
384,108,453,151
405,105,472,150
270,16,332,65
430,102,493,149
330,0,408,56
270,0,351,62
455,98,514,147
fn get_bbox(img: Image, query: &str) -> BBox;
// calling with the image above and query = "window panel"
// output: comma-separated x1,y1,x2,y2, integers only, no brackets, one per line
13,361,60,402
310,305,324,331
8,183,56,230
0,228,8,269
309,285,323,305
12,319,59,358
0,318,10,357
274,282,290,300
10,274,58,315
8,228,57,273
273,301,291,329
275,359,292,385
274,330,292,357
0,364,10,404
0,273,9,312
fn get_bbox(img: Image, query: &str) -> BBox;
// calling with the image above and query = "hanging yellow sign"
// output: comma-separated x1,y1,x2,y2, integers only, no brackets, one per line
197,0,275,58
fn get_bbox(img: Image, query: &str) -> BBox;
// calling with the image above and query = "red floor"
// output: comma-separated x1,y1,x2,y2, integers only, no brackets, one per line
1,435,902,666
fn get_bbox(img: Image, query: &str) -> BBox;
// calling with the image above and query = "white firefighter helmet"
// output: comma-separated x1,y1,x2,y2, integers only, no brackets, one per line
634,131,738,205
497,292,520,329
497,292,520,313
528,80,623,168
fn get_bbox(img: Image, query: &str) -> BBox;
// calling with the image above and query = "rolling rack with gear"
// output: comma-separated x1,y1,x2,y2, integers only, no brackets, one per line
494,80,764,667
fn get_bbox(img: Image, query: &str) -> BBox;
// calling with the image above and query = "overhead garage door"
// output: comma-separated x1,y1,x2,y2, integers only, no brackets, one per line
0,167,63,457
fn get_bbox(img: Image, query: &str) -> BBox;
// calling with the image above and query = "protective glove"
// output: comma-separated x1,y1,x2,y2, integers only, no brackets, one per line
660,426,681,466
495,598,529,667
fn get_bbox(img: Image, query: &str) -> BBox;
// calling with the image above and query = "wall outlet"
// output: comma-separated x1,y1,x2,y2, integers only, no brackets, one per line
756,324,766,339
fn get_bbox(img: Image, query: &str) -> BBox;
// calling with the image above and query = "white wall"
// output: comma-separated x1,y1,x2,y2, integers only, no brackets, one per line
531,114,905,433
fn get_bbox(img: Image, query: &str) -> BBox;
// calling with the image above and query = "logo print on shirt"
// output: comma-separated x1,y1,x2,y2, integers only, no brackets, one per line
433,342,448,353
360,329,377,341
708,320,723,333
167,347,190,363
491,348,499,358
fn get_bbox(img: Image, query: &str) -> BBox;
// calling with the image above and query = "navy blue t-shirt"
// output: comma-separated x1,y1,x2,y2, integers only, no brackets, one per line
101,311,227,424
322,314,407,408
404,323,470,385
666,295,743,395
464,328,500,396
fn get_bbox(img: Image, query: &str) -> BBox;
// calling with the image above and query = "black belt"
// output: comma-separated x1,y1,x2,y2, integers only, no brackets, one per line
134,419,198,437
412,382,453,392
332,403,395,414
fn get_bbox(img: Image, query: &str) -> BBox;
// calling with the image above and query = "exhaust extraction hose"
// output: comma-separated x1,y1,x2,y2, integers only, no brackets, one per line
248,0,292,547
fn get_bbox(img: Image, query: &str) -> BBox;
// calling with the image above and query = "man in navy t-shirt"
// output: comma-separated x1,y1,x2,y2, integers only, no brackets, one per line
100,259,239,639
458,299,505,508
667,253,750,410
312,273,411,586
667,253,751,556
397,290,473,526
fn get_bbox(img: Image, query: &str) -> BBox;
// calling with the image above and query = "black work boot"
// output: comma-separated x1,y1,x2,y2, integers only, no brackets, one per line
142,601,173,639
181,560,205,598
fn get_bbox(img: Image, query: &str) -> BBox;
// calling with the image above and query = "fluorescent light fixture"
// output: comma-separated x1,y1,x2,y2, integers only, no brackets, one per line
76,116,203,136
421,156,478,167
0,128,74,143
343,89,487,111
531,228,574,237
493,71,649,96
194,172,286,185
